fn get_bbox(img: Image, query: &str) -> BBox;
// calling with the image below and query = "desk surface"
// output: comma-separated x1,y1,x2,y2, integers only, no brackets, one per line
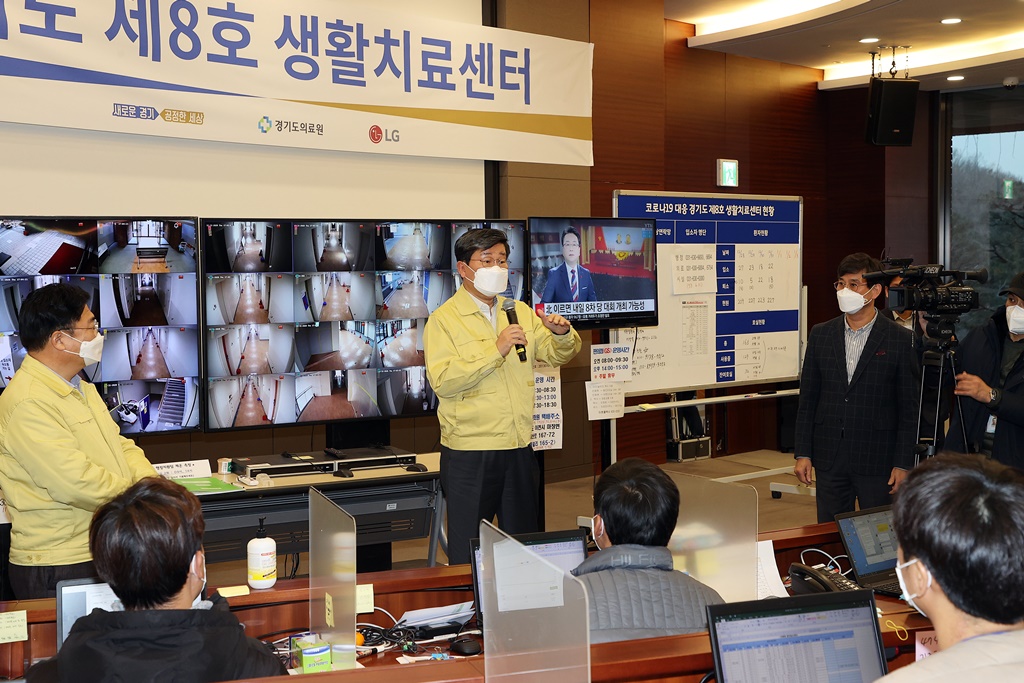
0,521,932,682
201,451,441,498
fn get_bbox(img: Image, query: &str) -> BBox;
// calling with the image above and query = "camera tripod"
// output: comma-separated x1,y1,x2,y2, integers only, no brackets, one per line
913,315,968,466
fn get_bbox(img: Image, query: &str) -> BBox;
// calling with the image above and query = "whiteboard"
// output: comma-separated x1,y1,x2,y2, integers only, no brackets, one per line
612,191,803,396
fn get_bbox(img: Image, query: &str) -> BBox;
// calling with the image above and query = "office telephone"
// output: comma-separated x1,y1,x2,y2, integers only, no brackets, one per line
788,562,861,594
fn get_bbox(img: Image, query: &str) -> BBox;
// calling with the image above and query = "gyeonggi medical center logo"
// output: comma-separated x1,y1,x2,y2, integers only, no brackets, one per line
257,116,324,136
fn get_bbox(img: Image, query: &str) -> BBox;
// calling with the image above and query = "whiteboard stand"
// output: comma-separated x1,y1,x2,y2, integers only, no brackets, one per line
768,482,816,499
609,389,800,464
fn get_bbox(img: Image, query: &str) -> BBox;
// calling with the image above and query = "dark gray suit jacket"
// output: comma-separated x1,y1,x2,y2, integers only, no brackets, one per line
795,311,918,475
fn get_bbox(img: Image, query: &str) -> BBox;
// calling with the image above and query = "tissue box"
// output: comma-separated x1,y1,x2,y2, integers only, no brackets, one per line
290,635,332,673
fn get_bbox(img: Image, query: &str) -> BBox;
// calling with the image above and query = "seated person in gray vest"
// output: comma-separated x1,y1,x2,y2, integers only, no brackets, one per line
571,458,723,643
26,477,286,683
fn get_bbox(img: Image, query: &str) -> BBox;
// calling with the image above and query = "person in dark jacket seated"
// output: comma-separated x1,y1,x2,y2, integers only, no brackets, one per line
26,477,287,683
571,458,723,643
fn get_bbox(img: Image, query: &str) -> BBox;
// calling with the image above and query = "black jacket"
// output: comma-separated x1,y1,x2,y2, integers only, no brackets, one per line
26,596,286,683
795,312,918,474
946,309,1024,468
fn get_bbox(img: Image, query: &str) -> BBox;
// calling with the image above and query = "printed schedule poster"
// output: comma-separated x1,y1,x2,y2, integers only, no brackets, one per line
612,191,802,395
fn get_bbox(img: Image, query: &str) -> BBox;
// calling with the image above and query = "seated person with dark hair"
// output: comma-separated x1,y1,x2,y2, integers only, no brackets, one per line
571,458,723,643
27,477,286,683
877,452,1024,682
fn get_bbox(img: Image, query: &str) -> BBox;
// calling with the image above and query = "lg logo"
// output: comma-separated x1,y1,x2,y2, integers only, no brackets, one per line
369,125,399,144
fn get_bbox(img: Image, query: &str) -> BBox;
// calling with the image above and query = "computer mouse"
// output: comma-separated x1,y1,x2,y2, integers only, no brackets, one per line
449,637,481,656
333,468,354,478
405,463,428,472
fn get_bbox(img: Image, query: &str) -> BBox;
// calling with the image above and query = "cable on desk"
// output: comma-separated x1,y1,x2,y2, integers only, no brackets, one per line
698,670,716,683
800,547,851,575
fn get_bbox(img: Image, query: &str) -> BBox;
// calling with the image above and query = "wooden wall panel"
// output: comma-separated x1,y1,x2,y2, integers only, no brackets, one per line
590,0,666,215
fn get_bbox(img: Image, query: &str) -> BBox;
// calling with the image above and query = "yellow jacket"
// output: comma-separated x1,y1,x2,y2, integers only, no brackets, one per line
424,288,582,450
0,355,157,566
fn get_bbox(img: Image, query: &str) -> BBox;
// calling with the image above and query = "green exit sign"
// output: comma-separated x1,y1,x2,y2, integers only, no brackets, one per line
1003,179,1014,199
717,159,739,187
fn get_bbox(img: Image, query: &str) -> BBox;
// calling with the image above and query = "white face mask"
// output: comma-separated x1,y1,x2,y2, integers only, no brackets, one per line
468,265,509,298
895,557,931,617
591,515,606,549
190,553,207,608
61,331,104,365
1006,303,1024,335
837,287,868,314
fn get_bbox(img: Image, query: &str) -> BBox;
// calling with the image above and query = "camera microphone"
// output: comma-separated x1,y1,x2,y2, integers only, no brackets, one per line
501,299,528,363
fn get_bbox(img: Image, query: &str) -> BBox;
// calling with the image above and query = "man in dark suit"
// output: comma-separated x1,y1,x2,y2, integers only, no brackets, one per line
541,227,598,303
795,253,918,523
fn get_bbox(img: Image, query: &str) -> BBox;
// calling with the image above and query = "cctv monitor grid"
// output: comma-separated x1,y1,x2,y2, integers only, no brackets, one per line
0,218,540,433
201,220,526,431
0,218,201,436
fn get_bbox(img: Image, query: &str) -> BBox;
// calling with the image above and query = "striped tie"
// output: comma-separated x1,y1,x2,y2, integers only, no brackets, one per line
570,268,578,301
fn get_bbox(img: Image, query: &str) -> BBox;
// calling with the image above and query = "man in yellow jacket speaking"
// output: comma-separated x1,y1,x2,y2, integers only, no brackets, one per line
424,229,581,565
0,283,157,599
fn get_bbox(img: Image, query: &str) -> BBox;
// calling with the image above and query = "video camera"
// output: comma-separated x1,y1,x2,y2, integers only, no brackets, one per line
863,258,987,344
863,258,987,316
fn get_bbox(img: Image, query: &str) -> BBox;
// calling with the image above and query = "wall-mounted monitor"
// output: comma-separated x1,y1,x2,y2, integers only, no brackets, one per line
0,217,201,436
200,219,526,431
528,217,658,330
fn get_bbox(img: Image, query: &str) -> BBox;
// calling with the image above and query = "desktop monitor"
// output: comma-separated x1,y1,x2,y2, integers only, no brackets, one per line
707,590,887,683
469,528,589,628
528,217,658,330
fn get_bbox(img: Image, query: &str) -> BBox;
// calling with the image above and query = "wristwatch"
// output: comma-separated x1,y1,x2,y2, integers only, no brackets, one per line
989,388,1002,407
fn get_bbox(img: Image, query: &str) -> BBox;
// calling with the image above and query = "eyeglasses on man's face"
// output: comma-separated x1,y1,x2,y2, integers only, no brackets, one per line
65,321,101,333
834,279,869,292
470,257,509,269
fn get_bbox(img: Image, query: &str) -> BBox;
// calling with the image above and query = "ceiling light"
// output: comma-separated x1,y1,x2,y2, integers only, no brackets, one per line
941,18,962,25
947,75,965,81
859,37,880,44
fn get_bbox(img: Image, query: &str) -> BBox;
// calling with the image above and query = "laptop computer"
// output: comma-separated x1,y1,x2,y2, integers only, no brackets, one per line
469,528,589,628
708,590,888,683
835,505,903,597
55,577,119,650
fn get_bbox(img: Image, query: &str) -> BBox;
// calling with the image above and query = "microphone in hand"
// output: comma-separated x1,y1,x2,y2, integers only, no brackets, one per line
501,299,528,363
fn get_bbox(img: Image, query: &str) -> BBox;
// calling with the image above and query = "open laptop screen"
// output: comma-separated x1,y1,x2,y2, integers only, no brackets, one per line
56,577,119,650
836,505,899,578
708,590,887,683
469,528,588,628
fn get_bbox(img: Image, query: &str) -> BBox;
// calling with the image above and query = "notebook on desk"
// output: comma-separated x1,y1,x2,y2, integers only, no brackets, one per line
469,528,588,628
55,577,119,650
835,505,903,597
707,590,888,683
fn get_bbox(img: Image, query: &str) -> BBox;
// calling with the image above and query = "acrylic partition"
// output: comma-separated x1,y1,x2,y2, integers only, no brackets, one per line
480,520,590,683
309,487,357,670
665,472,758,602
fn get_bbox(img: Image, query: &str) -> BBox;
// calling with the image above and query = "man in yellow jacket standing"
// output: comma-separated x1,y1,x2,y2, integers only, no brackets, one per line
0,283,156,599
424,229,581,566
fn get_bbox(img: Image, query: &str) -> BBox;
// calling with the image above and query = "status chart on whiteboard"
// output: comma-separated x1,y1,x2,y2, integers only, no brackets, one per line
614,192,802,393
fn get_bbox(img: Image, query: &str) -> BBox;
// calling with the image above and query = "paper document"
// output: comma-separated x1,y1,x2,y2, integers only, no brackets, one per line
398,601,475,627
757,540,789,599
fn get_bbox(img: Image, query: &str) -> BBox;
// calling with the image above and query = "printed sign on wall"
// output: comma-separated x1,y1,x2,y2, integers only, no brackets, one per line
0,1,593,164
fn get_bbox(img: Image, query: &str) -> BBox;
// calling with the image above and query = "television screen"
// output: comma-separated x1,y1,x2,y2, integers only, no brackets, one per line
528,217,658,330
0,217,201,436
200,220,523,431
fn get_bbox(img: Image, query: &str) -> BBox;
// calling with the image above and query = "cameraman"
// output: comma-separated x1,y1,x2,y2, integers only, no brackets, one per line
946,272,1024,468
